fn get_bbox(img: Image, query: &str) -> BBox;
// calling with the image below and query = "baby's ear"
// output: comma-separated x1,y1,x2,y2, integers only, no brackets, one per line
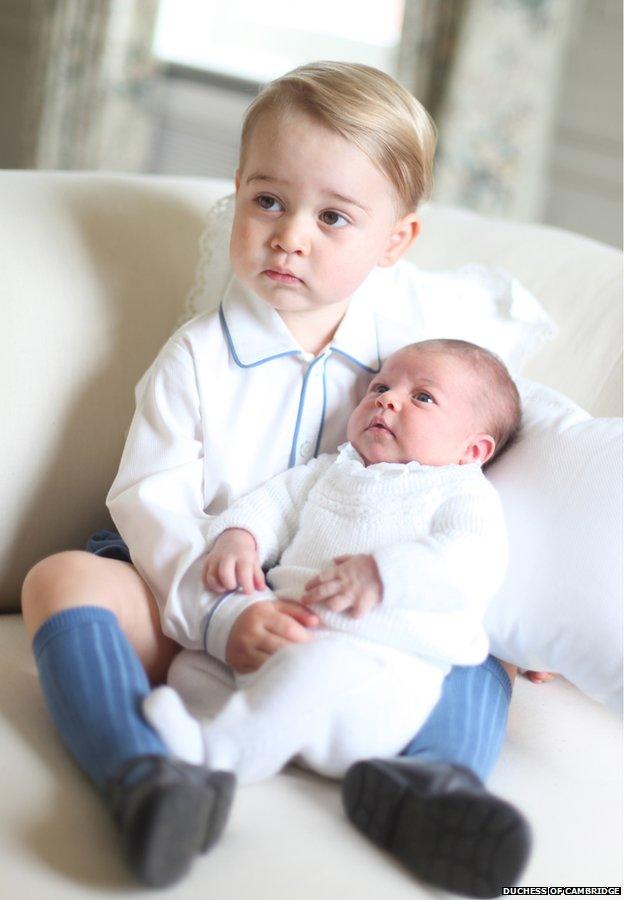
234,169,241,192
460,434,496,466
378,214,420,267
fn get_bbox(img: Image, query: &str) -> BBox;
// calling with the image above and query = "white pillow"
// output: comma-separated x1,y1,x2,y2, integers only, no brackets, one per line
485,380,623,713
395,262,558,376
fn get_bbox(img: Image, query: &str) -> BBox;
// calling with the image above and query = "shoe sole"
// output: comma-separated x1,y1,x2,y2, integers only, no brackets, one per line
128,771,235,887
342,760,531,898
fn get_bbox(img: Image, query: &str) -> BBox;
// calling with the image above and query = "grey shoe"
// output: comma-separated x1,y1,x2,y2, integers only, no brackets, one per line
342,758,531,898
108,755,236,887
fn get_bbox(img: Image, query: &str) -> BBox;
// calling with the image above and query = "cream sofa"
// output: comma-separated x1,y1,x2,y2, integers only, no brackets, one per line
1,171,622,897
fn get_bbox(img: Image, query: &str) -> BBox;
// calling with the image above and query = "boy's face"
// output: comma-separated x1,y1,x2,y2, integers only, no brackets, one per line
347,348,496,467
230,109,418,315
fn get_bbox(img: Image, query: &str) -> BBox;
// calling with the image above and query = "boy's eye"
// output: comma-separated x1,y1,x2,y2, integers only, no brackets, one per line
372,383,389,394
320,210,349,228
256,195,283,212
414,392,434,404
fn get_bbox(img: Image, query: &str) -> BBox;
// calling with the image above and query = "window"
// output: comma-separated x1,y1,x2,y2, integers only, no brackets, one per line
153,0,405,84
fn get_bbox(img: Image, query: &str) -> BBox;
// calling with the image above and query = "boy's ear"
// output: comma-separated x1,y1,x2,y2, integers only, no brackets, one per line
459,434,497,467
378,213,420,267
234,169,241,192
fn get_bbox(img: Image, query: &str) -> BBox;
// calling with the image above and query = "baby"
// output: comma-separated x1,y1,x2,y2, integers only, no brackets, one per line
144,338,520,827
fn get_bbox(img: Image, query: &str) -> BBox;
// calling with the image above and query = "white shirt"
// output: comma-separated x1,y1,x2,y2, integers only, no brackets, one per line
107,262,550,650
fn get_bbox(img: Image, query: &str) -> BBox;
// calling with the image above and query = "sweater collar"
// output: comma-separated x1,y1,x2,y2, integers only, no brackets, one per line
335,442,483,482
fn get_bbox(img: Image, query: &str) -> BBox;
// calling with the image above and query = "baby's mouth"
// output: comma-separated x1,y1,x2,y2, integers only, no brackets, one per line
368,418,395,438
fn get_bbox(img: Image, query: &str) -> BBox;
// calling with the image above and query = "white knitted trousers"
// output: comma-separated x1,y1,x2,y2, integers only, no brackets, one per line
161,635,445,783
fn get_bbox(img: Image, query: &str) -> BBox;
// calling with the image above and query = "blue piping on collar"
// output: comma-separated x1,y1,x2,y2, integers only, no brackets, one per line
313,355,329,459
220,302,381,374
288,354,327,468
331,346,381,374
219,304,300,369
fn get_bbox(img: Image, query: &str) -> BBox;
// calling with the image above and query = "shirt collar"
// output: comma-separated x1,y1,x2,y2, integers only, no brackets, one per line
328,280,381,373
219,268,415,374
220,277,301,367
220,274,385,371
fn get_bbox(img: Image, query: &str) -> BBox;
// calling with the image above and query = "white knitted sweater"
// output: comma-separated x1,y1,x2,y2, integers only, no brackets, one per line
205,443,508,667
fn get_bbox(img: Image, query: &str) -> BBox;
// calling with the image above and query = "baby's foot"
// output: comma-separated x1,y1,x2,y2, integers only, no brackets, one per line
144,686,205,765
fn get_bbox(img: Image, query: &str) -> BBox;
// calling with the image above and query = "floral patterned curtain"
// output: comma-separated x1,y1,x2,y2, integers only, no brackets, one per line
399,0,574,221
24,0,159,170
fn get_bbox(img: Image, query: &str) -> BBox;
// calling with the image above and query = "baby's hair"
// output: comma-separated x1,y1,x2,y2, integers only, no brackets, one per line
404,339,522,464
239,61,437,214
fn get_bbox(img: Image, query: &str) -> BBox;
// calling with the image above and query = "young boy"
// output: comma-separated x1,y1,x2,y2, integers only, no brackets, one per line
22,62,531,895
144,338,518,797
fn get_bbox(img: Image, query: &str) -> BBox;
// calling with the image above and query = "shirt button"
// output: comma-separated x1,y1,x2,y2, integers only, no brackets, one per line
299,440,312,459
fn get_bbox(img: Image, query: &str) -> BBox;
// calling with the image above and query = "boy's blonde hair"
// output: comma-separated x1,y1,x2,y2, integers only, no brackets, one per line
239,61,437,214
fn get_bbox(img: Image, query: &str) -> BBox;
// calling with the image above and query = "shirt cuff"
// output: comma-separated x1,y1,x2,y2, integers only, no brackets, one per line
203,588,272,663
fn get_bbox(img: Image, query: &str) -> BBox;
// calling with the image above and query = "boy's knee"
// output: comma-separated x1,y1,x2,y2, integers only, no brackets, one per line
21,551,110,636
22,551,92,597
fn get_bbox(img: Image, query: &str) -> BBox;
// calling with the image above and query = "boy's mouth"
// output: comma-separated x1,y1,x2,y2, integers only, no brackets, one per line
264,269,303,285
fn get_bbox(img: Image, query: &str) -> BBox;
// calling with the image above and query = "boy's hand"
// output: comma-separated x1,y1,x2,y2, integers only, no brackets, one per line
203,528,266,595
300,554,382,619
523,670,556,684
226,600,319,674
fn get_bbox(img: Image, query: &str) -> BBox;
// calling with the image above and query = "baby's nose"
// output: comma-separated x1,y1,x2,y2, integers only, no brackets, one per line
376,391,400,410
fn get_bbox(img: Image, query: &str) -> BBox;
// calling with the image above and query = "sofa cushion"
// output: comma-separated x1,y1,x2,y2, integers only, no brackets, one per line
1,172,230,610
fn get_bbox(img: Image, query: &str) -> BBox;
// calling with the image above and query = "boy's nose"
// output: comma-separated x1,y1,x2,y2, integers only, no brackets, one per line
270,218,310,256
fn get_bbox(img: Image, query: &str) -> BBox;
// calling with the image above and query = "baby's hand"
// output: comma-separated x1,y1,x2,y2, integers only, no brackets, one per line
226,599,319,674
203,528,266,595
300,554,382,618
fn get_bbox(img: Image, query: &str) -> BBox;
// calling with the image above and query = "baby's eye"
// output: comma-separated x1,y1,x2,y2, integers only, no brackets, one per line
320,210,349,228
414,392,434,404
256,195,283,212
371,383,389,394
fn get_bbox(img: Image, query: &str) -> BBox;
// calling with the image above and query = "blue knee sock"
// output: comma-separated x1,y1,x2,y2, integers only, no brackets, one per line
33,606,168,791
401,656,512,783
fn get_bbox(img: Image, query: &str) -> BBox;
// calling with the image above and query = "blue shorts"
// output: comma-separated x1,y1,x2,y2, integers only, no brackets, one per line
85,529,131,563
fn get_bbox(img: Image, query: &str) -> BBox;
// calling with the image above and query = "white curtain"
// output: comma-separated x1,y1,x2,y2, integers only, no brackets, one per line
23,0,159,171
399,0,574,221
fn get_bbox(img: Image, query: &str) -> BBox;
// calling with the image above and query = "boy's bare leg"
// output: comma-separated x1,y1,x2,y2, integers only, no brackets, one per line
22,550,179,684
499,660,517,683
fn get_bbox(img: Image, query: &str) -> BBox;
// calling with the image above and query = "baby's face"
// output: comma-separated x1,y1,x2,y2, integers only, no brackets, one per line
347,348,495,467
230,109,412,315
